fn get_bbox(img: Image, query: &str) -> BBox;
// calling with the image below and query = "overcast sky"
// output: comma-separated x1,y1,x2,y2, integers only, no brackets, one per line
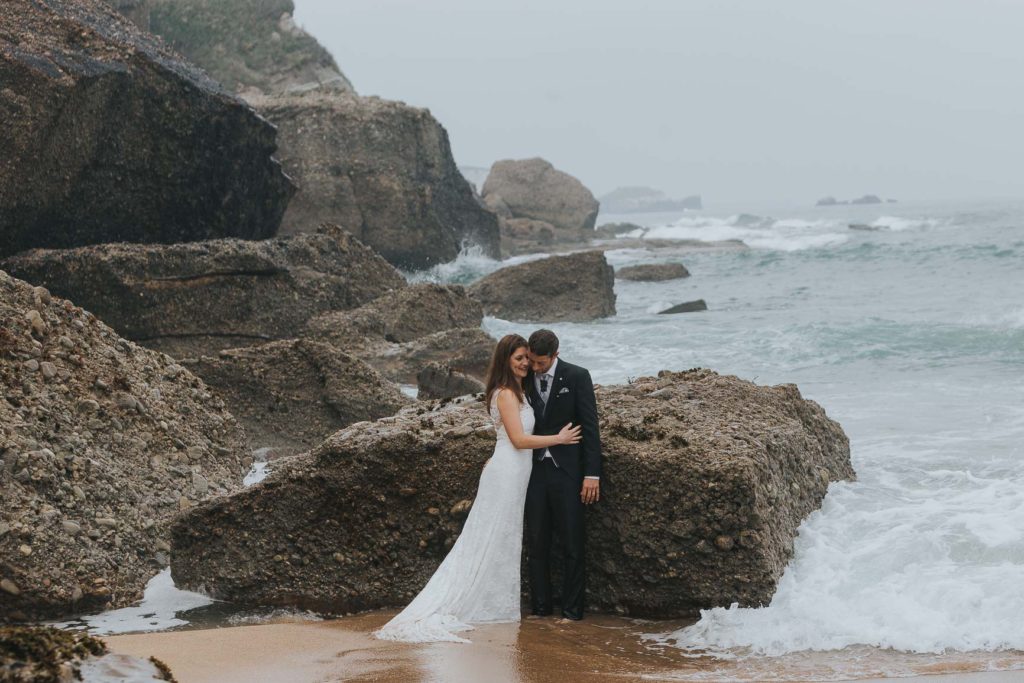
293,0,1023,204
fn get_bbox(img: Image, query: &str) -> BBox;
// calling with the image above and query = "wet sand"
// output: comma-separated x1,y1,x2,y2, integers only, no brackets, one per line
104,611,1024,683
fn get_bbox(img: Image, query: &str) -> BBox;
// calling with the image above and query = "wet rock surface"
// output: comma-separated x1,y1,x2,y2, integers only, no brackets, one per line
482,158,600,234
0,271,248,621
659,299,708,314
416,362,485,401
146,0,353,99
183,339,409,456
303,284,482,348
0,0,293,259
616,263,691,282
1,225,406,360
469,251,616,322
170,369,853,618
255,92,501,270
0,625,106,682
358,327,496,385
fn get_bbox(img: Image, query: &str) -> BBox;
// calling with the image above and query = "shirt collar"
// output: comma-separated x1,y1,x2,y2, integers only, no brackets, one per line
545,357,559,378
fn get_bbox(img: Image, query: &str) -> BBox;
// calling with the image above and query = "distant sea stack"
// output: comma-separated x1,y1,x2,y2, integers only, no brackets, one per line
0,0,295,259
600,187,702,213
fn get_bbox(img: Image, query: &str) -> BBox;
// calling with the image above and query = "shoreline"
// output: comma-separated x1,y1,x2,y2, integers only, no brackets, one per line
102,612,1024,683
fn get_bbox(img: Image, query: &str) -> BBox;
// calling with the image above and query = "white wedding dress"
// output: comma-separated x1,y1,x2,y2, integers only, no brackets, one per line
375,391,535,643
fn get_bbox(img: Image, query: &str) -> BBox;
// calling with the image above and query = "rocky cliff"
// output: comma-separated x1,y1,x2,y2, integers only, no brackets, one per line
0,0,293,259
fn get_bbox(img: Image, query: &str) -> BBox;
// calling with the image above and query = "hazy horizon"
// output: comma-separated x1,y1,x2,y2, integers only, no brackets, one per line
293,0,1023,205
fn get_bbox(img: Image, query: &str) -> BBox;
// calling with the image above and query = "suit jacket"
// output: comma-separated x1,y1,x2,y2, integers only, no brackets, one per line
529,359,602,483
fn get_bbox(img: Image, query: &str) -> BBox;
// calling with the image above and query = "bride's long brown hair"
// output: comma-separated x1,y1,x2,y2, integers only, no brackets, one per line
484,334,529,408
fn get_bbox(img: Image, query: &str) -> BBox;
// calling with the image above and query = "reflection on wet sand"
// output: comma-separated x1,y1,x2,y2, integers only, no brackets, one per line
103,610,1024,683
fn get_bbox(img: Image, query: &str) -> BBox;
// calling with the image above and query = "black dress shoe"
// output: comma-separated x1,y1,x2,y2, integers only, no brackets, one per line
560,610,583,621
531,608,552,617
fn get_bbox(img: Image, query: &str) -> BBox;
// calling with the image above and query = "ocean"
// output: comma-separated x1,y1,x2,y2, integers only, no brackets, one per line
418,198,1024,678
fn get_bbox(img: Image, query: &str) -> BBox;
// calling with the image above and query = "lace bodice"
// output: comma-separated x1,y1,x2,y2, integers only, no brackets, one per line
489,390,535,443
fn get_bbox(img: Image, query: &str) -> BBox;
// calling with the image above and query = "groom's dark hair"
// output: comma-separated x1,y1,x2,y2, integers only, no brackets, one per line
528,329,559,357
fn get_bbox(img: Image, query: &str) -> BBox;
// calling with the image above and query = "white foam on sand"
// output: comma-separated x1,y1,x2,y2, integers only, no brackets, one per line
51,569,214,635
78,652,171,682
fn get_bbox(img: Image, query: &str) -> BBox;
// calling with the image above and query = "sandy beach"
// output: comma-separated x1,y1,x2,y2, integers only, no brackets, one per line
103,612,1024,683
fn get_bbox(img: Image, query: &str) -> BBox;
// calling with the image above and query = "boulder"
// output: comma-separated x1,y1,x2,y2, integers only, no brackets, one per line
594,222,645,239
0,0,293,259
416,362,485,401
599,187,702,213
303,284,482,348
0,270,248,621
183,339,408,455
1,225,406,359
659,299,708,314
169,369,853,617
254,92,501,270
616,263,690,282
146,0,354,99
360,327,496,385
469,251,616,322
482,158,600,233
0,626,106,680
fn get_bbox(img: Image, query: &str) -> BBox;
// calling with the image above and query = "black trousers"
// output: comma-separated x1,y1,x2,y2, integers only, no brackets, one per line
525,458,585,619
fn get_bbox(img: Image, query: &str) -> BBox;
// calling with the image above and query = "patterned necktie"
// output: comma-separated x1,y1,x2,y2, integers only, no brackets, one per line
540,376,549,396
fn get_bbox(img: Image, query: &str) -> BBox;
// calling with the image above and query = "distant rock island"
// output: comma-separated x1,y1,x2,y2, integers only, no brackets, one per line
816,195,898,206
600,186,702,213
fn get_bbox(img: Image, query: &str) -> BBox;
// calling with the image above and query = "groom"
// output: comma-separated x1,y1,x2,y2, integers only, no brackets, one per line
525,329,602,621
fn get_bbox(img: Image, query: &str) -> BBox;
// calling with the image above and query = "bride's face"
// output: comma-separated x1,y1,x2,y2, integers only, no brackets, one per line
509,346,530,379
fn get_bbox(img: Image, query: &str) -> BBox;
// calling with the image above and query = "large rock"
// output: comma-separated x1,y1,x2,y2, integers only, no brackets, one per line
255,92,501,270
183,339,408,455
146,0,354,99
416,362,485,401
482,158,600,234
358,327,496,385
0,0,293,259
616,263,690,282
169,369,853,617
1,225,406,359
303,284,482,348
468,251,616,322
0,271,249,621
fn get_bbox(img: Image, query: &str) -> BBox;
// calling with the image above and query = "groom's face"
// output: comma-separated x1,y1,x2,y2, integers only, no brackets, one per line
528,350,557,375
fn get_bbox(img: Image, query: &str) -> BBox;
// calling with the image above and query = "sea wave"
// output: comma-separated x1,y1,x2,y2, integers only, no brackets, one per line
404,244,544,285
642,214,850,252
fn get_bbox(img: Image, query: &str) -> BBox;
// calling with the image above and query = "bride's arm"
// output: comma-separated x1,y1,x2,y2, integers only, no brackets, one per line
496,389,581,450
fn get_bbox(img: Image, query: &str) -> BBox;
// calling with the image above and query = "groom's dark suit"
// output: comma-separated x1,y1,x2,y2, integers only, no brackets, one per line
525,358,602,619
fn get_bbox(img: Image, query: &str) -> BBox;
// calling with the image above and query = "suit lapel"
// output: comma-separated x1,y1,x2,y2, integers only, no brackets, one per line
542,364,569,419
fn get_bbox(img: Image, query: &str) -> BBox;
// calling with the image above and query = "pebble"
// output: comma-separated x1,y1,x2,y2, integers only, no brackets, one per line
39,362,57,379
23,358,40,372
62,521,82,536
192,472,209,495
18,544,32,556
95,517,117,528
32,286,51,304
58,335,74,349
77,399,100,413
714,535,735,551
72,485,86,500
0,578,20,595
25,310,46,335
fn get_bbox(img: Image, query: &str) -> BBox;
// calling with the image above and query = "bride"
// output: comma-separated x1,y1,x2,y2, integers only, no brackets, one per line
375,334,582,643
